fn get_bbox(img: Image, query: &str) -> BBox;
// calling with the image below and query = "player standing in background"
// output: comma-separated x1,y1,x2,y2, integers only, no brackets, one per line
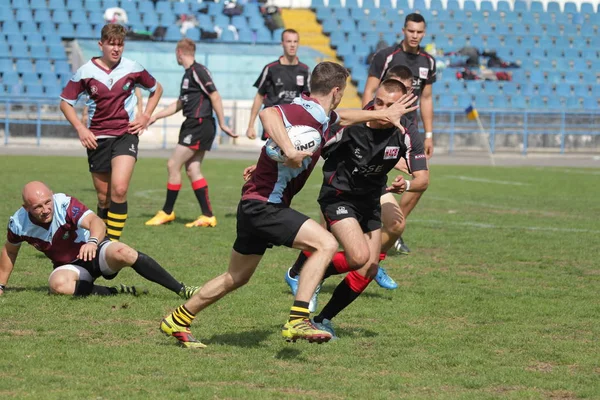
145,39,236,228
362,14,436,255
60,24,163,242
246,29,310,140
0,181,199,299
159,62,414,348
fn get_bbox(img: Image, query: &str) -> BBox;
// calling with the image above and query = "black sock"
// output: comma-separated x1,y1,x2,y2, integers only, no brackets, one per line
192,179,213,217
96,206,109,223
323,261,340,280
131,252,184,293
107,201,128,241
314,279,361,323
74,280,117,296
162,183,181,214
290,251,308,278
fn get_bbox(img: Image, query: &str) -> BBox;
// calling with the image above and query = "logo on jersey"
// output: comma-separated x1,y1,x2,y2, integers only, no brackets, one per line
71,206,80,219
336,206,348,215
183,134,192,144
279,90,298,100
384,146,400,160
276,78,283,86
354,148,362,159
122,82,131,91
90,85,98,95
415,154,426,159
129,144,136,153
419,67,429,80
108,78,114,86
182,78,189,89
62,232,70,240
296,75,305,86
353,164,384,175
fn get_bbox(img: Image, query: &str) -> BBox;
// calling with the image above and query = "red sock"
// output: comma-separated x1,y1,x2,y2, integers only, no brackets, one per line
344,270,372,293
331,251,352,274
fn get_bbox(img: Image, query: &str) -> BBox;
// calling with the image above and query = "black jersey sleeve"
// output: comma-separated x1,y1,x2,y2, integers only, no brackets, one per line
368,49,388,79
302,67,310,93
403,117,428,173
192,64,217,95
253,65,270,95
426,56,437,85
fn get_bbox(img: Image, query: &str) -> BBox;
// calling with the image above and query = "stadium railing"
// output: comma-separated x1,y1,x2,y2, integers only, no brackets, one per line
0,98,599,154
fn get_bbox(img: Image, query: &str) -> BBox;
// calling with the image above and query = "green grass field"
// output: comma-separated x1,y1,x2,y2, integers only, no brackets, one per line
0,155,598,399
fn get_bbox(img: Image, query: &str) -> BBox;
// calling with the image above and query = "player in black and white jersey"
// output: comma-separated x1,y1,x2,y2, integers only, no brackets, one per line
145,39,237,229
246,29,310,140
288,80,429,337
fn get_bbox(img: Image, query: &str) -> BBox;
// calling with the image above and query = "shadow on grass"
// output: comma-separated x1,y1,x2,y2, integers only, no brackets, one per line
274,347,307,362
207,328,272,348
335,327,379,339
5,286,49,293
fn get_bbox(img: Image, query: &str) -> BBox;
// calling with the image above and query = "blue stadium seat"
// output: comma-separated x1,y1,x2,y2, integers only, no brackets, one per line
474,93,491,108
236,29,253,44
530,70,544,85
564,2,577,15
71,9,88,24
537,84,552,96
573,84,589,98
328,0,343,7
511,95,526,108
142,12,160,26
75,24,94,39
547,1,561,14
219,30,237,42
463,1,477,12
0,42,8,55
0,59,14,73
49,45,67,60
582,96,597,110
8,83,23,96
546,71,562,84
563,48,580,59
16,9,34,23
362,0,375,9
173,2,190,15
346,0,360,9
572,59,588,72
11,46,29,59
580,3,595,15
36,59,53,73
22,70,39,83
26,83,44,97
564,97,579,109
45,83,61,98
457,94,471,108
255,29,273,44
48,0,66,9
16,59,34,73
183,27,201,40
491,94,507,108
155,1,172,14
30,0,48,10
21,21,40,36
486,36,501,49
555,83,571,97
580,24,595,38
479,1,493,12
66,0,83,10
529,96,544,108
380,0,395,9
0,8,13,22
30,44,48,60
54,60,71,75
330,31,345,47
57,23,76,38
40,22,57,36
502,82,518,95
546,97,562,109
520,83,534,96
439,94,455,108
528,24,544,36
530,1,544,13
164,27,182,41
34,9,52,23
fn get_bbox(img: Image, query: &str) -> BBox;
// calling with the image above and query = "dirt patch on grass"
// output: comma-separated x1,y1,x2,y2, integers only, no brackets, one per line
0,329,36,336
526,361,554,373
545,389,579,399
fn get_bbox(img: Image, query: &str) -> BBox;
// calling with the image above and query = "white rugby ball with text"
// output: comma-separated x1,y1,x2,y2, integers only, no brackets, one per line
265,125,322,163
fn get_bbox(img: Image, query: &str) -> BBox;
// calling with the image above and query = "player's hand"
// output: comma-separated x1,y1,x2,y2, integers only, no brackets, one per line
128,113,150,134
77,127,98,150
220,124,238,138
424,137,434,159
246,127,257,140
283,149,312,169
386,175,407,194
78,242,97,262
243,164,257,181
148,115,159,126
384,93,419,128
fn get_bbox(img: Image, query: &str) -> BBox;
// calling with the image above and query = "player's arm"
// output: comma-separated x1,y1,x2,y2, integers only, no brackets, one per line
135,87,143,116
149,99,183,125
81,105,88,126
209,90,237,138
77,212,107,262
361,76,381,107
0,242,21,295
420,84,434,159
259,107,310,168
130,82,163,134
60,100,97,150
246,92,264,139
387,169,429,194
337,92,418,128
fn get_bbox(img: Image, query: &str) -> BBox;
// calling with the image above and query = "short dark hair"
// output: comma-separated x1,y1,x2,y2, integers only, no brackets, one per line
404,13,426,27
379,79,407,95
281,29,299,42
310,62,349,95
101,23,127,43
384,65,413,81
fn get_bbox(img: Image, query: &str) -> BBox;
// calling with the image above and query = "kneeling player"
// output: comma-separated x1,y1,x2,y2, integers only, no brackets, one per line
289,79,429,337
0,181,198,299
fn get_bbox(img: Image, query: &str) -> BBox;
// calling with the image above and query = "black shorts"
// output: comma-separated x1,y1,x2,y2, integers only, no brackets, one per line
233,200,309,256
72,239,119,280
319,188,381,233
87,134,139,173
178,117,216,151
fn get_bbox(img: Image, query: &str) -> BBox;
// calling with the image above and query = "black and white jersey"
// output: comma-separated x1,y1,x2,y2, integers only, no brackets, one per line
368,42,436,125
180,61,217,119
321,122,428,197
253,57,310,107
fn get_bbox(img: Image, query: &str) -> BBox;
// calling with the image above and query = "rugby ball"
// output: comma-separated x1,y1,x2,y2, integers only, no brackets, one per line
265,125,322,163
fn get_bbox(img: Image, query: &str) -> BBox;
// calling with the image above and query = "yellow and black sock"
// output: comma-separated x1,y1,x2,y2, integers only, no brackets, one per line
172,305,195,327
106,201,127,241
289,300,310,322
96,206,109,223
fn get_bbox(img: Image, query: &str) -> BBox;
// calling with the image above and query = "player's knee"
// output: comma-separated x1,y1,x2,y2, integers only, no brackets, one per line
97,193,109,208
49,276,75,295
111,184,128,201
226,271,251,290
347,249,370,270
167,158,179,173
109,244,138,265
318,234,338,258
387,218,405,237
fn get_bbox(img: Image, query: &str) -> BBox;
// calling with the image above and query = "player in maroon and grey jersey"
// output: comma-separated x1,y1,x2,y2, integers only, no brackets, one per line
59,24,163,242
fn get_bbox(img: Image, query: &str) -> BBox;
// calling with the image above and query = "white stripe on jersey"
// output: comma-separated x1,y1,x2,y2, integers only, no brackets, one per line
404,131,413,173
257,66,270,90
192,68,210,96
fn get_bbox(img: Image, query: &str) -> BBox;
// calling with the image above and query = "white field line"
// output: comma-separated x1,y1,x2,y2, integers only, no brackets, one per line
425,195,563,217
445,175,530,186
411,219,600,234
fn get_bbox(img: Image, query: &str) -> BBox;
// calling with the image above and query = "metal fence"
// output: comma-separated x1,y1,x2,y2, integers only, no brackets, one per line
1,98,599,154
